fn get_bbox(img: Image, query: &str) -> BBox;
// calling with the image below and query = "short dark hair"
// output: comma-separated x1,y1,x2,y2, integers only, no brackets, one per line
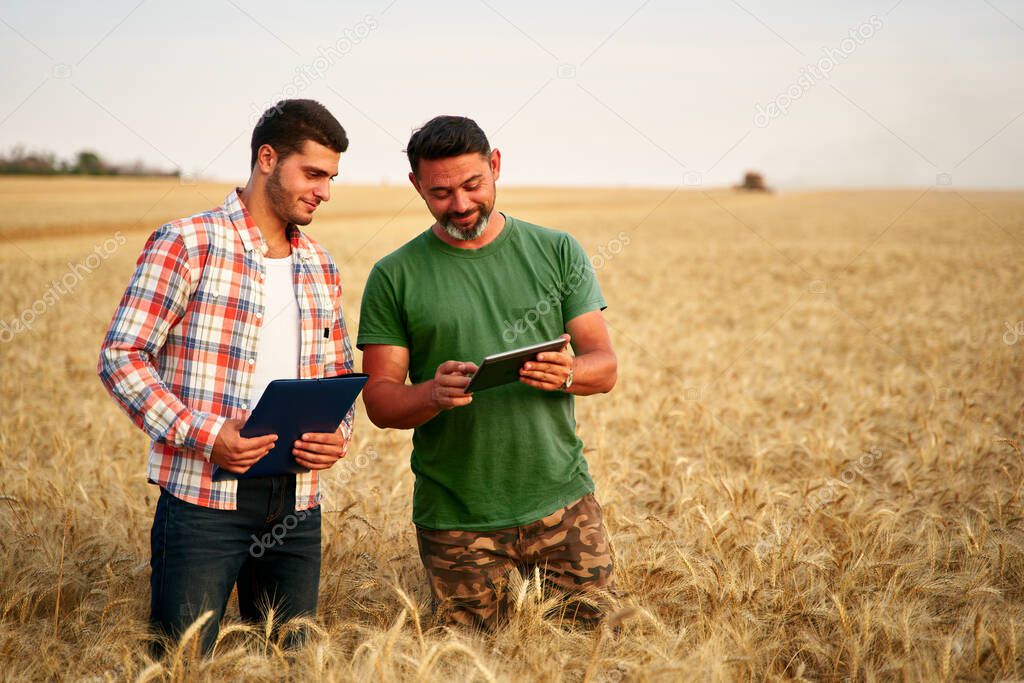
250,99,348,170
405,115,490,175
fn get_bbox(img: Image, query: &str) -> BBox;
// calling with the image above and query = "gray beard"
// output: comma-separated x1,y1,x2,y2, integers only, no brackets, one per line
441,210,490,241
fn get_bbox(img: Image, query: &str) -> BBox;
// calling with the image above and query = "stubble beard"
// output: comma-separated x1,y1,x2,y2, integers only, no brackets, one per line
266,165,313,227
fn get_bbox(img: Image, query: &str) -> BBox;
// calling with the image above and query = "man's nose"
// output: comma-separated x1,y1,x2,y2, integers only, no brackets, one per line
451,191,470,213
314,178,331,203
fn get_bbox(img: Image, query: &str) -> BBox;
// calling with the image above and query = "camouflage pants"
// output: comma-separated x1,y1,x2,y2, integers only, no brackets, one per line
415,492,616,629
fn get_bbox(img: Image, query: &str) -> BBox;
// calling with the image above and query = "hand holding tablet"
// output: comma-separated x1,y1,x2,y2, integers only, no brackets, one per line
212,373,369,481
465,336,570,393
516,334,575,392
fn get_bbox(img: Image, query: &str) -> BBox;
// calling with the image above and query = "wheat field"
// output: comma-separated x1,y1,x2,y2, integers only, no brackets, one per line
0,177,1022,681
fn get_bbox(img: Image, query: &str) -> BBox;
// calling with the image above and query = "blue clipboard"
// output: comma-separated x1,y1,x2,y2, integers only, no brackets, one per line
212,373,369,481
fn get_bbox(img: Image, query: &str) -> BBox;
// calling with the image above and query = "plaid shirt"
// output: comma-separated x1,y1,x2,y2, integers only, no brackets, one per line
98,189,355,510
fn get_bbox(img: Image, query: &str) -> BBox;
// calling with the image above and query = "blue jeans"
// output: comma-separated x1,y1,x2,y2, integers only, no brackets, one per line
149,475,321,655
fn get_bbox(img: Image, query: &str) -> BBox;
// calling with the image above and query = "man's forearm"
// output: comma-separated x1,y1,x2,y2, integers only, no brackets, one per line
364,379,441,429
566,350,617,395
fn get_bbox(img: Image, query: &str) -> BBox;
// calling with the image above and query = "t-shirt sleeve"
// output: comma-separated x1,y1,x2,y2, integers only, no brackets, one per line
560,233,607,322
356,264,409,349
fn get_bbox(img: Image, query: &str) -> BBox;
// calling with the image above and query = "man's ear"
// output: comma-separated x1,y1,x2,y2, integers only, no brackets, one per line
489,148,501,182
408,170,422,195
255,144,278,175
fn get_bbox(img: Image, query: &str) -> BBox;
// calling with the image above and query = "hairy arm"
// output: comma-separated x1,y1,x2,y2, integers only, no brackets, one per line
518,309,617,395
361,344,477,429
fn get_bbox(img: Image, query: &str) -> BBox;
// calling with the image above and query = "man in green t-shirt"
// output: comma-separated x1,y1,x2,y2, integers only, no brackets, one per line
358,115,618,628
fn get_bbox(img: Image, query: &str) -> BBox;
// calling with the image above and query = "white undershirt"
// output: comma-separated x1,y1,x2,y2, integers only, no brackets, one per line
250,256,300,406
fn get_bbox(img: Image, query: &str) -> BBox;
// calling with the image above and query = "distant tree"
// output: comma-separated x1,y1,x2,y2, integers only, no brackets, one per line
0,145,177,177
0,146,59,175
73,150,112,175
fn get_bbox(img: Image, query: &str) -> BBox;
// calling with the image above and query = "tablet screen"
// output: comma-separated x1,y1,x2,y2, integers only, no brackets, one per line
465,338,568,393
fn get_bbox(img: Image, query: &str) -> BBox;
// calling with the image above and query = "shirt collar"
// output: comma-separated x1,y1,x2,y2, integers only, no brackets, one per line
223,188,315,261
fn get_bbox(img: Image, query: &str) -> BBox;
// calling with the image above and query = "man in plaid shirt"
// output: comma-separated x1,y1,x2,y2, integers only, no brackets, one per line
98,100,355,654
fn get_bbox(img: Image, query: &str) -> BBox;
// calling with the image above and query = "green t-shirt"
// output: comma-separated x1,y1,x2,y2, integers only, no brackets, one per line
357,214,606,530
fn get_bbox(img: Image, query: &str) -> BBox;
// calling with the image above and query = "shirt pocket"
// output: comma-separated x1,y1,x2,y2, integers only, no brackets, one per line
194,268,232,308
306,276,337,373
502,296,564,345
310,279,336,329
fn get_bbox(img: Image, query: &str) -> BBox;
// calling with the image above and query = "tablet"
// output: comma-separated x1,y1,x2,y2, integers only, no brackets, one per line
465,338,568,393
212,373,369,481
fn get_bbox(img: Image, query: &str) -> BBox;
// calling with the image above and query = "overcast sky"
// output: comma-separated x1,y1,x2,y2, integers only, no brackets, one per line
1,0,1022,188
